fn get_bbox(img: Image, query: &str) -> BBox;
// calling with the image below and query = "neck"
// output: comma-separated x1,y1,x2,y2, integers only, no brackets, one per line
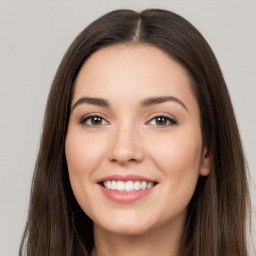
91,219,184,256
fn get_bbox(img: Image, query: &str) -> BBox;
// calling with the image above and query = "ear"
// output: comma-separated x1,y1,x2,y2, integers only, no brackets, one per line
199,147,211,176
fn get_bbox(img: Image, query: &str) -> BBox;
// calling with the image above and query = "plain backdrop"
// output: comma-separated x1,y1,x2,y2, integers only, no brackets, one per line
0,1,255,255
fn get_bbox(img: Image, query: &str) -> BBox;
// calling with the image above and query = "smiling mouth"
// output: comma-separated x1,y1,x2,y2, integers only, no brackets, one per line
97,175,158,202
100,180,158,192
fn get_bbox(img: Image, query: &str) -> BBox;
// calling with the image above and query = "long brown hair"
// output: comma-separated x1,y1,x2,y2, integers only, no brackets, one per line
19,9,251,256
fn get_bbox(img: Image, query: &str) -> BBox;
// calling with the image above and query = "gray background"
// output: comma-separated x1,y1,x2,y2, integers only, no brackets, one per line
0,1,255,255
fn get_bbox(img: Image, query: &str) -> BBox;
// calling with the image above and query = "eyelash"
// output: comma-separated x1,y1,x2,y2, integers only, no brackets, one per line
79,114,109,127
79,114,177,127
146,114,177,127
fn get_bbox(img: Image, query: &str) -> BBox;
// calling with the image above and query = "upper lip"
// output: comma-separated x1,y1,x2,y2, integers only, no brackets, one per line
97,174,157,183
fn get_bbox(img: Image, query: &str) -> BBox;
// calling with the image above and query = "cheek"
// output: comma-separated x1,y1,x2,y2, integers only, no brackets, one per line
65,130,106,176
149,130,202,172
148,130,202,204
65,130,106,207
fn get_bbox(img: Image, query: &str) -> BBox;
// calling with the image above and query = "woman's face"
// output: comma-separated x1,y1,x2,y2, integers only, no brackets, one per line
65,44,210,236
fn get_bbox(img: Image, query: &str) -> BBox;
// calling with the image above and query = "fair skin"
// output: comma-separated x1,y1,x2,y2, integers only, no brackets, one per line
65,44,210,256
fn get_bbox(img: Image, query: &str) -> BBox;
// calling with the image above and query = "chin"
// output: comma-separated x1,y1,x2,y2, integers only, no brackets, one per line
101,223,152,236
93,212,157,236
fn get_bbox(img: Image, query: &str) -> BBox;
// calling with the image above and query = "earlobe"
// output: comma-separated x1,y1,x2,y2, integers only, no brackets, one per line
199,147,211,176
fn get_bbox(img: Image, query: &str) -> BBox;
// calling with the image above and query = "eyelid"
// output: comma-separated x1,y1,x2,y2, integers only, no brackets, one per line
79,113,110,127
146,113,178,126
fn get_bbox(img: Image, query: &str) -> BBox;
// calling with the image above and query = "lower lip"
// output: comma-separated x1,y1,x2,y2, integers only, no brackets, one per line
99,185,155,203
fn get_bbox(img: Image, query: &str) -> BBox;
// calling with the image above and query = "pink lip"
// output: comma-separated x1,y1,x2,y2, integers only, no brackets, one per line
97,174,156,183
99,185,156,203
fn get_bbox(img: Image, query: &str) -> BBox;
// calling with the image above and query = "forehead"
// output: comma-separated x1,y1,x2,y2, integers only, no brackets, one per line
72,44,196,107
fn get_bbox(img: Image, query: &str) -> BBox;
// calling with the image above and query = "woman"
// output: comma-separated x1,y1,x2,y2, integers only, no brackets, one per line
19,9,251,256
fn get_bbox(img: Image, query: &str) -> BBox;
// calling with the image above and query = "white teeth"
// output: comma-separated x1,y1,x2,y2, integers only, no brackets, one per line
106,181,111,189
134,181,141,190
125,181,133,192
116,181,125,191
141,181,147,190
111,180,117,190
147,182,153,189
103,180,155,191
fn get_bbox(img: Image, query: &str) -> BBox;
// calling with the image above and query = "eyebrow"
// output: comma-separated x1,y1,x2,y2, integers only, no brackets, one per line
72,96,188,112
72,97,110,110
141,96,188,111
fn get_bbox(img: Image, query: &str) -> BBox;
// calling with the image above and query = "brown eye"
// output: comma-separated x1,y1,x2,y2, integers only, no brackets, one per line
155,117,168,125
148,116,177,126
90,116,103,125
80,115,108,126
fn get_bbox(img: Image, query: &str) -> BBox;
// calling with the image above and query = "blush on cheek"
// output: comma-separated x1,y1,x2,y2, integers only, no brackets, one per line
153,140,201,171
150,134,202,204
65,133,102,172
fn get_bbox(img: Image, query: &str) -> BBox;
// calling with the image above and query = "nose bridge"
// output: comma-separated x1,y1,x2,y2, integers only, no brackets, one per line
108,118,143,164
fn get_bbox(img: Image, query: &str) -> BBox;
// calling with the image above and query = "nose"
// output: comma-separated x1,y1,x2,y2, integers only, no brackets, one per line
108,123,144,165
